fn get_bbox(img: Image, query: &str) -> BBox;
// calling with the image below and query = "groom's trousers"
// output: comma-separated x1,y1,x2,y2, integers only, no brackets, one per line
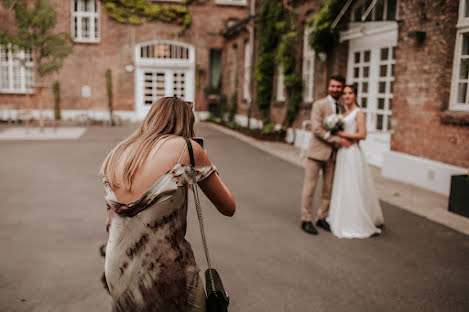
300,157,336,221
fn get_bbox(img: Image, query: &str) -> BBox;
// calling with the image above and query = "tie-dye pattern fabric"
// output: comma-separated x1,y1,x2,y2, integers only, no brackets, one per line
103,163,216,312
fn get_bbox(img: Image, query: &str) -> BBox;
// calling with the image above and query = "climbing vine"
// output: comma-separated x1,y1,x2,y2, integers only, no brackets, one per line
254,0,284,117
255,0,303,127
306,0,345,54
101,0,193,33
275,15,303,127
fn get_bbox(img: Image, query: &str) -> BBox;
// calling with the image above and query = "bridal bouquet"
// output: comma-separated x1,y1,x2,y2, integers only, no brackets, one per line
323,114,344,133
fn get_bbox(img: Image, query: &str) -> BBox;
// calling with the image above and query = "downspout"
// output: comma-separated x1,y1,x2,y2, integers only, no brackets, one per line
247,0,255,129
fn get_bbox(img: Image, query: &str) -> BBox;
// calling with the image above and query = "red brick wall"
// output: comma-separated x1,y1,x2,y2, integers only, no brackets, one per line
392,0,469,168
0,0,249,114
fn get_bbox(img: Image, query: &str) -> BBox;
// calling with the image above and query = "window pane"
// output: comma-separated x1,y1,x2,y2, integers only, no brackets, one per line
460,60,469,79
362,82,368,93
363,66,369,78
13,65,21,89
209,49,222,90
387,116,392,130
378,98,385,109
364,50,370,62
466,0,469,17
390,81,394,93
354,67,359,78
379,65,387,77
1,66,9,89
354,52,360,64
381,48,389,61
82,17,90,38
392,47,396,60
391,63,395,76
462,33,469,56
375,1,384,20
376,114,383,130
353,82,359,90
386,0,397,20
389,98,393,110
458,83,468,103
379,81,386,93
94,17,99,39
361,97,367,108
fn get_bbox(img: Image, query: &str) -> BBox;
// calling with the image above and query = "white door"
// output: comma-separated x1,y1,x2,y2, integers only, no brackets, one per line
135,41,195,119
347,32,397,167
136,68,190,117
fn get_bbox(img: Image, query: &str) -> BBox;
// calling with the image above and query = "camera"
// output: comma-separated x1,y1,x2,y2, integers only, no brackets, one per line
193,137,205,149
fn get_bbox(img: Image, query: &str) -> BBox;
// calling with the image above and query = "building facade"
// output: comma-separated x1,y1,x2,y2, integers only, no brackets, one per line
0,0,250,121
221,0,468,195
1,0,468,195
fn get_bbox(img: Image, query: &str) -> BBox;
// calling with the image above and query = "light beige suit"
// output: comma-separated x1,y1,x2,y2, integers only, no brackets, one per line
301,96,345,221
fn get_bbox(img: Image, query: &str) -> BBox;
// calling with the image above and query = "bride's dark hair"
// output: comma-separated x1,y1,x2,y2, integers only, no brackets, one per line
344,84,360,107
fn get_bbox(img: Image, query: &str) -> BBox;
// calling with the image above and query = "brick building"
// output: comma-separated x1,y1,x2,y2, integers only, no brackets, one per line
0,0,249,120
220,0,468,195
1,0,468,195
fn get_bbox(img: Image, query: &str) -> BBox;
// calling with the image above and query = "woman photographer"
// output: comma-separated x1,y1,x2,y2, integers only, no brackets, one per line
100,96,236,311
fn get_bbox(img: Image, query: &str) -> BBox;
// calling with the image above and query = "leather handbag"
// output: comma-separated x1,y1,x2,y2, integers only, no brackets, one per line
185,138,230,312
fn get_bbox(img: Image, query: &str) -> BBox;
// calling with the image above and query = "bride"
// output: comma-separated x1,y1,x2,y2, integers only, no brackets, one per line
328,85,384,238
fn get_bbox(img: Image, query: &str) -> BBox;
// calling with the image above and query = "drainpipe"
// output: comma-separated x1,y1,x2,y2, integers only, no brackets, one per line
247,0,255,129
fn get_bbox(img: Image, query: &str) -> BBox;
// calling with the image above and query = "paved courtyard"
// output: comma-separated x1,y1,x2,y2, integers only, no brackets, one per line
0,122,468,311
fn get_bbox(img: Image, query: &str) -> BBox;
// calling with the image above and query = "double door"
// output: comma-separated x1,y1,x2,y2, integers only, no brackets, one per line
347,32,397,166
136,67,192,118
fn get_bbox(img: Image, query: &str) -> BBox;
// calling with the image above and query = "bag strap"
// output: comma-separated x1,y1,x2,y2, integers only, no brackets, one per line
184,138,217,295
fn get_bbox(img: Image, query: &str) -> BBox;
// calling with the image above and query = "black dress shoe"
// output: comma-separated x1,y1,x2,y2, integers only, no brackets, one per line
316,219,331,232
301,221,318,235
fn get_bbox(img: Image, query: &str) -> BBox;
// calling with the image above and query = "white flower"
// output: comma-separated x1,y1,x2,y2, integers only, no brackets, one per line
323,114,344,132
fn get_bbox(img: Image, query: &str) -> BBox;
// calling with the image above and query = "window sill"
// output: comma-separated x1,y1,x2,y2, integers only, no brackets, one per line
215,1,247,6
0,90,34,95
73,39,100,44
439,111,469,127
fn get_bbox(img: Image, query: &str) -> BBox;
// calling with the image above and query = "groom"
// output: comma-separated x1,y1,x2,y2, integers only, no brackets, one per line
300,75,352,235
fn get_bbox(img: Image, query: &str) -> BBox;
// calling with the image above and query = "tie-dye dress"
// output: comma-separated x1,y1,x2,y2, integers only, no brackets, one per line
103,157,216,312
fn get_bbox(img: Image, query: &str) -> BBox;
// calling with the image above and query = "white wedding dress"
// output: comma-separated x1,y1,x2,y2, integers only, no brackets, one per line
328,108,384,239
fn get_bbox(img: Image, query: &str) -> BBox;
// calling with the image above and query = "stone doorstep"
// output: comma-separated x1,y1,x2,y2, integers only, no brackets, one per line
203,121,469,236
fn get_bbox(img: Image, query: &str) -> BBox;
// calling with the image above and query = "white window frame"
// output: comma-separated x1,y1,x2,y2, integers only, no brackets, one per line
71,0,100,43
449,0,469,111
276,64,285,101
302,26,315,103
0,44,34,94
243,40,251,101
350,0,399,22
215,0,247,6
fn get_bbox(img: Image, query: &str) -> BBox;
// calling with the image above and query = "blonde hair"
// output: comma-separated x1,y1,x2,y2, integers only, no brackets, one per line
101,97,195,190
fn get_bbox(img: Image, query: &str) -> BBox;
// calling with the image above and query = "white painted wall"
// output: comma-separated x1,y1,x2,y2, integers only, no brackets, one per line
382,151,468,196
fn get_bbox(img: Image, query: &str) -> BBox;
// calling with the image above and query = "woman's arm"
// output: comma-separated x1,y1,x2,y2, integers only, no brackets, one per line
191,140,236,216
336,110,367,141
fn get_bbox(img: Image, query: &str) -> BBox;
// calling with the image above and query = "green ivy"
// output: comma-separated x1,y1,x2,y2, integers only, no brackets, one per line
0,0,73,77
101,0,193,33
53,80,61,120
229,69,238,122
106,69,115,126
254,0,284,116
306,0,345,54
275,17,303,127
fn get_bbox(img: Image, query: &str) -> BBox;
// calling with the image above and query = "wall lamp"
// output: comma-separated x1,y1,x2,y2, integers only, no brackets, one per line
407,31,426,44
